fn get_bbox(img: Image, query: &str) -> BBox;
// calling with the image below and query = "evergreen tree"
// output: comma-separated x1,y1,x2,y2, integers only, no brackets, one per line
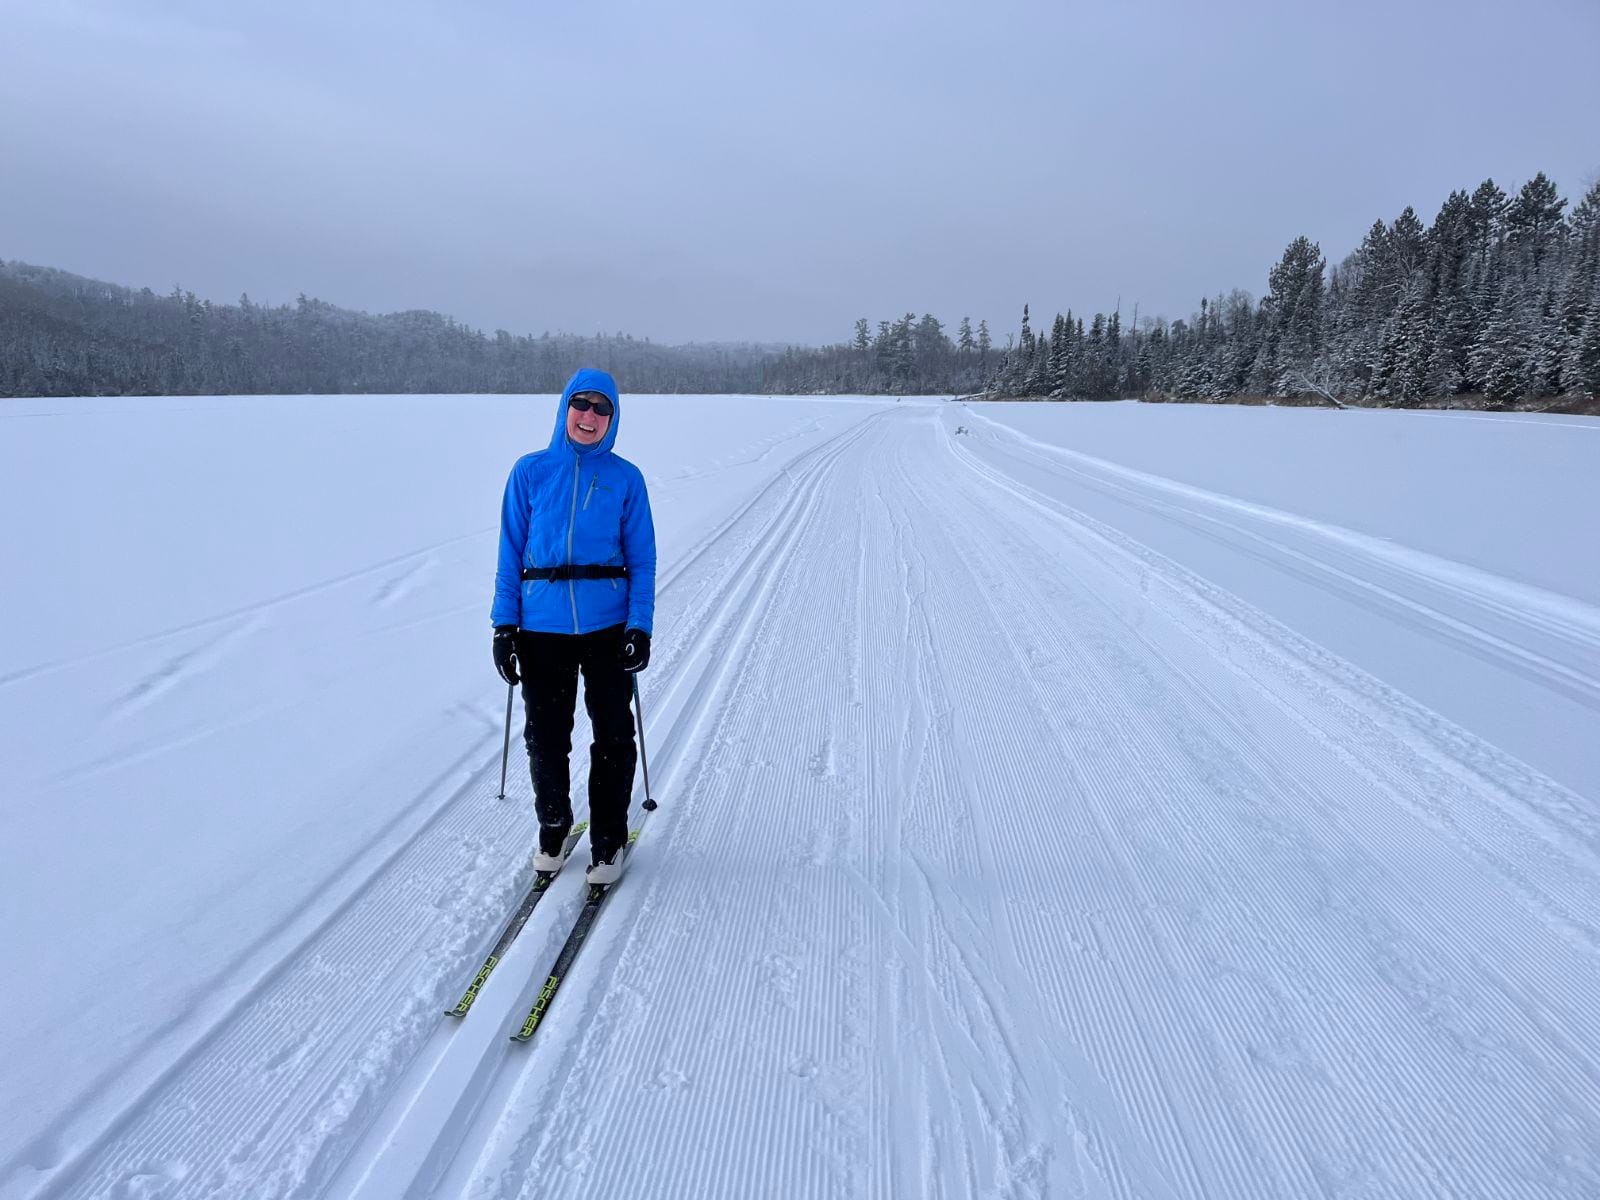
1216,289,1258,395
1331,220,1395,394
1572,296,1600,400
1106,308,1123,395
1266,236,1325,386
1009,304,1034,393
1029,330,1053,395
1374,279,1431,405
1077,313,1106,397
1471,282,1527,407
1507,172,1568,274
915,313,948,361
1048,313,1069,396
1425,295,1474,397
1529,291,1566,397
1559,183,1600,386
1421,191,1474,396
1468,179,1509,263
893,313,917,387
1386,208,1427,289
873,320,894,380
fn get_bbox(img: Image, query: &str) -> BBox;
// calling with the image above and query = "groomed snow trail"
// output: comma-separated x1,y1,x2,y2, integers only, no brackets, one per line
22,410,883,1200
431,407,1598,1199
35,404,1600,1198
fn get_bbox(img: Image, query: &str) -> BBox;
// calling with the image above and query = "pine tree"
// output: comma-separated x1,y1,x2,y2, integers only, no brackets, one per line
1507,172,1568,274
1029,331,1053,395
1106,309,1123,395
1175,355,1215,401
1069,310,1084,396
1374,279,1431,405
957,316,975,354
1527,291,1567,397
1386,208,1427,289
1013,304,1035,392
1421,191,1473,396
1425,295,1473,396
1560,183,1600,388
1241,238,1325,397
1471,283,1526,408
1048,313,1069,396
1135,339,1154,395
874,320,894,382
893,313,917,387
1212,289,1256,396
1468,179,1509,263
1572,298,1600,400
1330,220,1394,394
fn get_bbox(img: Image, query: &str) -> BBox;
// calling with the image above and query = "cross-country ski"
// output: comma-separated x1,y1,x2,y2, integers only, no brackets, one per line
445,823,588,1020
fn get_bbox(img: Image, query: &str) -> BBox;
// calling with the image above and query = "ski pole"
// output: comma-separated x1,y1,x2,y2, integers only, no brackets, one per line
632,675,657,811
498,681,514,800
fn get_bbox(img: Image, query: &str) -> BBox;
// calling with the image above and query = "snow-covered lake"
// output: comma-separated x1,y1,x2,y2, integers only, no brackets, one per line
2,394,1597,1199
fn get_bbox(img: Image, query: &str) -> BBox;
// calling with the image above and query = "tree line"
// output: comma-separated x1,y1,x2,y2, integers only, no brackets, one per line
0,263,785,397
976,172,1600,409
3,169,1597,406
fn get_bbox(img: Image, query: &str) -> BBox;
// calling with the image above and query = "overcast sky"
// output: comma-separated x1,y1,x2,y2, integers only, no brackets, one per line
3,0,1597,344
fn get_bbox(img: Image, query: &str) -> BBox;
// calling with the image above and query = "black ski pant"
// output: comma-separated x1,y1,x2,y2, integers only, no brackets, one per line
515,624,636,861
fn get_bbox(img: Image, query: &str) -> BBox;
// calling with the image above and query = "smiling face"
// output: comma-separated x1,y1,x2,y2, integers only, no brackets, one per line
565,393,612,446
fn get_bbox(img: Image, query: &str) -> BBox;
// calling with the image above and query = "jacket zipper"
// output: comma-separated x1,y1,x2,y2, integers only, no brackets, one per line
566,459,580,633
583,476,598,510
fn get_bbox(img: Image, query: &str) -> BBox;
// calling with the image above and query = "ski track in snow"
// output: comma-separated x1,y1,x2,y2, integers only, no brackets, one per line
19,413,885,1200
23,405,1600,1199
0,531,489,691
958,407,1600,716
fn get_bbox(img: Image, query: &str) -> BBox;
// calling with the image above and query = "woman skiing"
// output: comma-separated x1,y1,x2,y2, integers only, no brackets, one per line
490,368,656,884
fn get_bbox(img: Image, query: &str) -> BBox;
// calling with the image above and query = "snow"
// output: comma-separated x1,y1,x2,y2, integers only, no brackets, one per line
2,394,1598,1198
967,401,1600,802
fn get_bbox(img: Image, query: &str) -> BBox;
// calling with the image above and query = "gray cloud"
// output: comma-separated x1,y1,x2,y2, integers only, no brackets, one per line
3,0,1597,344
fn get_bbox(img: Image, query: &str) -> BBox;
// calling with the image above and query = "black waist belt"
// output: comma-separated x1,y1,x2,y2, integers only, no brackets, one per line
522,564,629,582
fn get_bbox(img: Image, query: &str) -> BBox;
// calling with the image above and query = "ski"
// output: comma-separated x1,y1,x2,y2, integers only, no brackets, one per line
510,830,638,1043
445,822,587,1018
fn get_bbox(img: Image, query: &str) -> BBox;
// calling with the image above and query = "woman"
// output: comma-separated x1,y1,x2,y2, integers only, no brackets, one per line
491,367,656,884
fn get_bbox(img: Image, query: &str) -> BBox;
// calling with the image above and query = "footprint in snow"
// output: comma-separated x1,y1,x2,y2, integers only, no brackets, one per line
785,1053,819,1079
647,1067,691,1092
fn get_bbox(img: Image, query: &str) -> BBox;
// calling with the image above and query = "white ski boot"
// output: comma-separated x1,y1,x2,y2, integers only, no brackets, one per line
586,845,627,886
532,822,586,874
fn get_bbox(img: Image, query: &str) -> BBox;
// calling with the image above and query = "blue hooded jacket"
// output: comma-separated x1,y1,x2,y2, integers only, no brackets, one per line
491,368,656,635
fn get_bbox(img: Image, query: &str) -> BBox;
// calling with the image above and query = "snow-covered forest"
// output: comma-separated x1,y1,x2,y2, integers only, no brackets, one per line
801,173,1600,408
0,262,786,397
3,172,1598,408
985,173,1600,410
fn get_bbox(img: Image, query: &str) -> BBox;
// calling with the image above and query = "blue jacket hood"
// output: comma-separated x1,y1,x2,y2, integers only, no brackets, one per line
551,368,621,457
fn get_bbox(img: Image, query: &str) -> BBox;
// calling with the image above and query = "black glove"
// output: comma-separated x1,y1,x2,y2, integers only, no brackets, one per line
619,627,651,673
493,625,520,685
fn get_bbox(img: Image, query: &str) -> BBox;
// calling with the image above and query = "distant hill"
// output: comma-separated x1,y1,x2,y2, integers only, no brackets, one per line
0,260,793,397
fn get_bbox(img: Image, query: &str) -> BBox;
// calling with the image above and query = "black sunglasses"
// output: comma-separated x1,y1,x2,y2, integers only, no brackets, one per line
569,393,614,417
